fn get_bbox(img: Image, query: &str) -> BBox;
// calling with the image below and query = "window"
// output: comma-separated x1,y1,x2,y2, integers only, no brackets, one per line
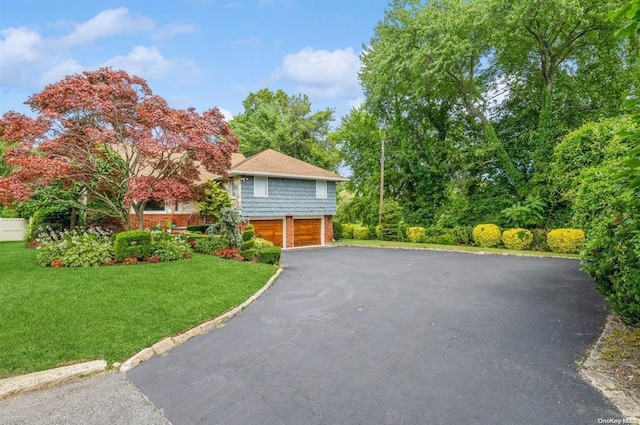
316,180,327,198
144,199,165,211
254,176,268,197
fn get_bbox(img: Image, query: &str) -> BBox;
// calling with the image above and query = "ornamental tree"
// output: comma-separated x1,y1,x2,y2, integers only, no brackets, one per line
0,68,237,229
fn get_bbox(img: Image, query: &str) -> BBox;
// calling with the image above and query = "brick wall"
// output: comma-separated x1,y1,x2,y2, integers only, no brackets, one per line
285,216,294,248
130,213,205,229
324,215,333,244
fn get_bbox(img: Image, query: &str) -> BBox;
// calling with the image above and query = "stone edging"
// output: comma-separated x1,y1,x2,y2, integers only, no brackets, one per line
581,316,640,419
0,360,107,400
118,267,283,373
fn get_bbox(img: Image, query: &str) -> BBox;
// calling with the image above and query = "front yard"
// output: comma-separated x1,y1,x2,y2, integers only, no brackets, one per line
0,241,278,378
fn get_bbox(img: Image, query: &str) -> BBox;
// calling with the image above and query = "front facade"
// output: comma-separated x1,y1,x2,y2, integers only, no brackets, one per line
224,149,347,248
132,149,346,248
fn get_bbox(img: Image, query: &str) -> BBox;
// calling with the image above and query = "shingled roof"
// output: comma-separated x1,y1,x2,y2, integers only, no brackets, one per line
229,149,347,181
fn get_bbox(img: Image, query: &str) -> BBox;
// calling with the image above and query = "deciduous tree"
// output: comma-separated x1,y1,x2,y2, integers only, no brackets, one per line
0,68,237,229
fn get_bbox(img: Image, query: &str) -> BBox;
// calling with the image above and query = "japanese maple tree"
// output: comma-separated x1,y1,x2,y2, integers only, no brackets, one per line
0,68,237,229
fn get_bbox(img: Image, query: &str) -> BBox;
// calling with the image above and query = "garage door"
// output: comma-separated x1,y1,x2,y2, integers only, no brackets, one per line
294,218,321,247
250,220,283,247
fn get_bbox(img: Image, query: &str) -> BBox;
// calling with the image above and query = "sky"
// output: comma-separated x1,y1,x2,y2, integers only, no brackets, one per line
0,0,390,123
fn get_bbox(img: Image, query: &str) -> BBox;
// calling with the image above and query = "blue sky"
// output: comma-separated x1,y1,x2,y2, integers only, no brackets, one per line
0,0,389,123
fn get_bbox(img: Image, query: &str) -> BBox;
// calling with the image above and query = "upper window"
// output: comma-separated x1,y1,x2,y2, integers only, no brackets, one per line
316,180,327,199
254,176,268,197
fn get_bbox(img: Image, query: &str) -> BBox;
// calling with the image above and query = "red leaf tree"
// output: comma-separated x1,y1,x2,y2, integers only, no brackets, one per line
0,68,237,229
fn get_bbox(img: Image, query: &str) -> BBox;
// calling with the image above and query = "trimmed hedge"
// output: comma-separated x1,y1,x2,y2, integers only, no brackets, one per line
258,246,281,264
472,224,502,248
114,231,151,261
333,220,343,240
547,228,585,254
186,225,210,233
353,226,370,240
502,228,533,250
406,227,426,243
342,223,355,239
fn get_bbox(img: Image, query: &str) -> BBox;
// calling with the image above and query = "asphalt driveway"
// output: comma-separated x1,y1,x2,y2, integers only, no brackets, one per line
128,246,619,424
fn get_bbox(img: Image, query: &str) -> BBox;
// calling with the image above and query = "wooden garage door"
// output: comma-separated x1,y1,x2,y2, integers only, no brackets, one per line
250,220,283,247
294,218,321,247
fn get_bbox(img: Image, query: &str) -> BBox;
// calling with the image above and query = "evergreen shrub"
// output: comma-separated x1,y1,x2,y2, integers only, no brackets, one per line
353,226,370,240
342,223,355,239
114,231,151,261
472,224,502,248
546,228,585,253
258,246,281,264
501,228,533,250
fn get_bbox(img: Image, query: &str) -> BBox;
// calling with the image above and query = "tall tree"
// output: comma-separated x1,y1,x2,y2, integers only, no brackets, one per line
230,88,339,170
0,68,237,230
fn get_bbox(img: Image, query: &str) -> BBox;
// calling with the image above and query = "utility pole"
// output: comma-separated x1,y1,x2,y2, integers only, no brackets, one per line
378,138,385,225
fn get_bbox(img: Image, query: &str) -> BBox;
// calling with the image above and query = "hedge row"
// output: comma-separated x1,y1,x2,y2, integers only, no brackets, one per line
334,221,585,254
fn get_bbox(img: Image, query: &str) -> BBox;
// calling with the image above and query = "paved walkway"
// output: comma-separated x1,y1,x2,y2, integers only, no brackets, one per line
124,247,619,424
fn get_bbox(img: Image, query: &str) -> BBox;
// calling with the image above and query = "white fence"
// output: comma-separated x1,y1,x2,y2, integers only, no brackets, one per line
0,218,28,241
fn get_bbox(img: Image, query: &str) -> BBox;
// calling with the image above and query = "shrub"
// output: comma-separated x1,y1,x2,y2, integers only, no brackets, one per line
531,229,548,251
258,246,281,264
35,226,113,267
150,236,191,262
353,226,370,240
342,223,355,239
406,227,426,243
546,228,585,254
255,238,273,249
213,248,242,260
332,220,343,240
114,231,151,261
206,207,244,248
199,180,233,222
240,225,257,260
242,224,255,242
472,224,502,248
375,224,383,240
194,236,226,254
378,200,403,241
502,228,533,250
453,226,474,245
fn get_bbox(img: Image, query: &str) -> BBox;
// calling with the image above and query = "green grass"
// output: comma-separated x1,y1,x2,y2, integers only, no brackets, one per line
334,239,580,259
0,242,277,378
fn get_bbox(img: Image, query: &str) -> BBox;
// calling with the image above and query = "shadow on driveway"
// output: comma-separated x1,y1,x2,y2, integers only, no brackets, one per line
128,247,619,424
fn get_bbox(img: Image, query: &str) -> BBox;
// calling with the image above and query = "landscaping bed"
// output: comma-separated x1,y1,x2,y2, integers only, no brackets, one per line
0,241,278,378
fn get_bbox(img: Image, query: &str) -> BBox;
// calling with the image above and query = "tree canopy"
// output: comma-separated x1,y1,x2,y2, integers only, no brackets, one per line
230,88,339,171
0,68,237,229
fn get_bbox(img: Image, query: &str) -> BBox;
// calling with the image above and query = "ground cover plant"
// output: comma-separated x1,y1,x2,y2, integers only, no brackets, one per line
0,241,277,378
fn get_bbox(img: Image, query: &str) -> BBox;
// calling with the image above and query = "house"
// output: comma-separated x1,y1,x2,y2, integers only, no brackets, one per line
133,149,347,248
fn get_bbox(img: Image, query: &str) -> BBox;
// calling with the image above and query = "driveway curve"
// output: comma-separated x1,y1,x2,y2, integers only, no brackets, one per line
128,246,619,424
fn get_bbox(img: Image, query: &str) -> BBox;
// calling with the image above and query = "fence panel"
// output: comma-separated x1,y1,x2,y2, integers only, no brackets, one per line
0,218,28,241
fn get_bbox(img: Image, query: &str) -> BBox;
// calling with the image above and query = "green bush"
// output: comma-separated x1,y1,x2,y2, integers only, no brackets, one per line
194,236,226,254
531,229,548,251
186,225,210,233
26,210,46,242
114,231,152,261
378,200,403,241
150,236,191,262
255,238,273,249
35,227,113,267
546,228,585,254
333,220,343,240
501,228,533,250
342,223,355,239
353,226,370,240
258,246,281,264
406,227,426,243
453,226,473,245
375,224,383,240
242,224,255,242
472,224,502,248
206,207,244,248
423,227,464,246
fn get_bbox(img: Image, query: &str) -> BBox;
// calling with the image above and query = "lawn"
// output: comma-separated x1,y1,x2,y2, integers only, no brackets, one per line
334,239,580,258
0,241,278,378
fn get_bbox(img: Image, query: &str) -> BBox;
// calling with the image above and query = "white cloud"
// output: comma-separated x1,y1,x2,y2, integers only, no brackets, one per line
39,59,84,86
0,27,44,87
154,23,197,40
56,8,154,49
104,46,174,79
273,47,360,98
348,96,364,110
218,107,234,121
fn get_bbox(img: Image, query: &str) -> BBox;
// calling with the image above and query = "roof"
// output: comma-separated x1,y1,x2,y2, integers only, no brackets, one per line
229,149,347,181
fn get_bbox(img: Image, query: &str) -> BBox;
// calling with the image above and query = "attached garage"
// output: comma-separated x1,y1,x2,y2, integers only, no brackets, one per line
250,219,284,247
293,218,322,247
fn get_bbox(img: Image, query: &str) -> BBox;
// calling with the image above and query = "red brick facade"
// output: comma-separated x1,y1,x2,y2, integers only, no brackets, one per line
130,213,206,230
324,215,333,244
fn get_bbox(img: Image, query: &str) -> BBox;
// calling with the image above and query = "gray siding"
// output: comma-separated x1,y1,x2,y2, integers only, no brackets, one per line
240,177,337,217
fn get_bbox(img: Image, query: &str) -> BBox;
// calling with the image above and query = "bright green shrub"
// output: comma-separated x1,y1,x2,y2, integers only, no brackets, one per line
501,228,533,250
194,236,225,254
375,224,383,240
342,223,355,239
258,246,281,264
453,226,474,245
35,227,113,267
242,224,255,242
353,226,370,240
406,227,426,243
255,238,273,249
150,235,191,262
472,224,502,248
378,200,403,241
546,228,585,253
240,225,257,260
114,231,151,261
